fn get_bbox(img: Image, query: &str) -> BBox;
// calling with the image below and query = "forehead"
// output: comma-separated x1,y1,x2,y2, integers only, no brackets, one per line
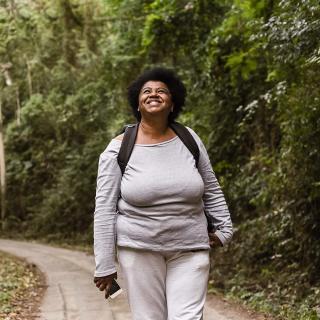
141,81,169,90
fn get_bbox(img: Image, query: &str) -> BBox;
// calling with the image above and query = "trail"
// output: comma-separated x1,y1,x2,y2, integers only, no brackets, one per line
0,239,268,320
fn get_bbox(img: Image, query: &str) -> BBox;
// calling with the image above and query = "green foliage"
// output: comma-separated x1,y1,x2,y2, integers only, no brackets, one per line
0,251,43,318
1,0,320,317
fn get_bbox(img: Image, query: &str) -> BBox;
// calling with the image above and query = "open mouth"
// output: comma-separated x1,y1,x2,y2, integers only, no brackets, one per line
147,100,161,105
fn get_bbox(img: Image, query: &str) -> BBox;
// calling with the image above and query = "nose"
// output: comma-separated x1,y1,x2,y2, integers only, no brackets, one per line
148,92,161,100
149,90,159,96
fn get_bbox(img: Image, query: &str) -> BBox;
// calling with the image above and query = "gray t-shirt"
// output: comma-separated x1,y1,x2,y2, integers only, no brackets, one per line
94,127,233,277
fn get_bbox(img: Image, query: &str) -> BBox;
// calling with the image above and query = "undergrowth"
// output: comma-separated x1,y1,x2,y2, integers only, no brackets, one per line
0,251,45,319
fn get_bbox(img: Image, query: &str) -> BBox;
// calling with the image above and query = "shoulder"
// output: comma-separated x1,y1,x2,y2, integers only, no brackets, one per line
185,126,197,136
184,126,210,161
100,136,122,161
185,126,203,145
114,133,124,141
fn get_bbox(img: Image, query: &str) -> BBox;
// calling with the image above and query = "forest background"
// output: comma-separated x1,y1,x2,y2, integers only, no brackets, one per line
0,0,319,319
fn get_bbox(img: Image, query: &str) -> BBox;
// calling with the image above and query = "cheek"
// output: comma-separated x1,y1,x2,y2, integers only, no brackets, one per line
166,94,173,103
139,94,146,103
138,97,143,107
161,95,171,104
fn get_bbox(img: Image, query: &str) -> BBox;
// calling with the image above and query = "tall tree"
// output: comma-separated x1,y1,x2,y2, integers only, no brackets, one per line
0,97,6,231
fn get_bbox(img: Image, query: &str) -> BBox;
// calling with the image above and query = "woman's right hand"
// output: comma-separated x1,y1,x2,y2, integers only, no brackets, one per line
93,272,117,297
209,233,223,247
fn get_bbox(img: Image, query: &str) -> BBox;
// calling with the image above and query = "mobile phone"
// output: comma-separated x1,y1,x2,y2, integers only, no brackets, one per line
106,279,122,299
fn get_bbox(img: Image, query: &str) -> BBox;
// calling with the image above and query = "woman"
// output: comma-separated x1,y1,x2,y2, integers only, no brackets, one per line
93,67,233,320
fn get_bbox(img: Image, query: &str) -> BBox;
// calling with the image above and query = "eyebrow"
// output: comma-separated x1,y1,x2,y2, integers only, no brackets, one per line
141,87,169,91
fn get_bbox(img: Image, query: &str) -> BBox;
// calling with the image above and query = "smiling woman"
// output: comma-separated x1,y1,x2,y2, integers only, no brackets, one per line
93,67,233,320
138,81,173,115
127,67,186,124
136,80,176,144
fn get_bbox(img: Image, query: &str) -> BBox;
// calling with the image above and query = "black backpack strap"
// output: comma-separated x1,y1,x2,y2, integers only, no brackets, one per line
117,121,199,174
117,123,139,174
170,122,200,168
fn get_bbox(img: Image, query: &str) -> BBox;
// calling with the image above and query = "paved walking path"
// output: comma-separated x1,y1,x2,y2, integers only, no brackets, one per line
0,239,266,320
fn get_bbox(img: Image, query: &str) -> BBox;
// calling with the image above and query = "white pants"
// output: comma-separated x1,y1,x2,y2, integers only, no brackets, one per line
117,247,210,320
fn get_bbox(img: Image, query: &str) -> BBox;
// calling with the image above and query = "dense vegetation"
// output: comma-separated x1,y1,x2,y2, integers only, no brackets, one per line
1,0,319,318
0,251,44,319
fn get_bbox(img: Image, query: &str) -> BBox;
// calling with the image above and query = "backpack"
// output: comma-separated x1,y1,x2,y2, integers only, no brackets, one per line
116,121,215,233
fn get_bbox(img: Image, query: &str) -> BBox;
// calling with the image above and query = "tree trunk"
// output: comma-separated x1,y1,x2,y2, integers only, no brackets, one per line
26,59,33,97
0,98,6,231
16,88,21,126
9,0,17,18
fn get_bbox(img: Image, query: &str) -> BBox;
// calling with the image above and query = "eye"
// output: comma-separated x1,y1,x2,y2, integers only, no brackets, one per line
142,88,151,94
158,88,169,94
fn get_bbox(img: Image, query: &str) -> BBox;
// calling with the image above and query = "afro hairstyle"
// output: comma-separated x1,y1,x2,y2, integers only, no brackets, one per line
127,67,186,123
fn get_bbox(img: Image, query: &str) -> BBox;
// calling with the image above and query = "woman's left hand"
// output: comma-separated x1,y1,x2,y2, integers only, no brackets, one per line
209,233,223,247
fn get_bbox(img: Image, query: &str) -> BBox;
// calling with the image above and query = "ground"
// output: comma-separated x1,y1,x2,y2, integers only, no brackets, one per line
0,239,272,320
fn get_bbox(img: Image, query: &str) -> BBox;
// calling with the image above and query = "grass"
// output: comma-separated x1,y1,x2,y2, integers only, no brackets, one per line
209,249,320,320
223,286,320,320
0,251,45,320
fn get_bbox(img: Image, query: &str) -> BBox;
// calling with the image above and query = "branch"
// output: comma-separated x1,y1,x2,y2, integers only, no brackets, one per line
0,63,13,86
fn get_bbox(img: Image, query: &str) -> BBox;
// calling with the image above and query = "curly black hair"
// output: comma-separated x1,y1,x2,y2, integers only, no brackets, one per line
127,67,186,123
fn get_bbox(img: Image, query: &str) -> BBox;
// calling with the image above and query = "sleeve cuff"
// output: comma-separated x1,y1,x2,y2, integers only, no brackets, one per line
94,267,117,278
214,230,227,246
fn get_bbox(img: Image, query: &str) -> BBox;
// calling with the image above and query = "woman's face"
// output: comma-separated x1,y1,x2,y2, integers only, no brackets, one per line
138,81,173,118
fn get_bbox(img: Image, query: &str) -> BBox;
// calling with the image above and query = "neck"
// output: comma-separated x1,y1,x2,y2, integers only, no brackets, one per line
140,118,169,138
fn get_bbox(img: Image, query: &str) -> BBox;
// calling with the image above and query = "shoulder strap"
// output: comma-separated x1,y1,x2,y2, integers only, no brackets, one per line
117,122,200,175
170,122,200,168
117,123,139,175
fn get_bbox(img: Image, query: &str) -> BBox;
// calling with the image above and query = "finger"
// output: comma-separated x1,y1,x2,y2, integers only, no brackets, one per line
99,282,108,291
95,281,105,290
209,240,217,247
105,284,111,299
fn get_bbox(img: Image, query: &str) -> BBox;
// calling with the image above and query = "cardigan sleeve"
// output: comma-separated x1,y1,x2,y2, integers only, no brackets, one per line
93,152,122,277
187,127,233,246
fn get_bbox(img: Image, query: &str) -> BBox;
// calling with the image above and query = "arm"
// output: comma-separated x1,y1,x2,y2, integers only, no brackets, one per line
188,128,233,246
199,144,233,245
93,152,122,277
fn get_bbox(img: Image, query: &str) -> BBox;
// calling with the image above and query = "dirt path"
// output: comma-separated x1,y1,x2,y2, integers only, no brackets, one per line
0,239,268,320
